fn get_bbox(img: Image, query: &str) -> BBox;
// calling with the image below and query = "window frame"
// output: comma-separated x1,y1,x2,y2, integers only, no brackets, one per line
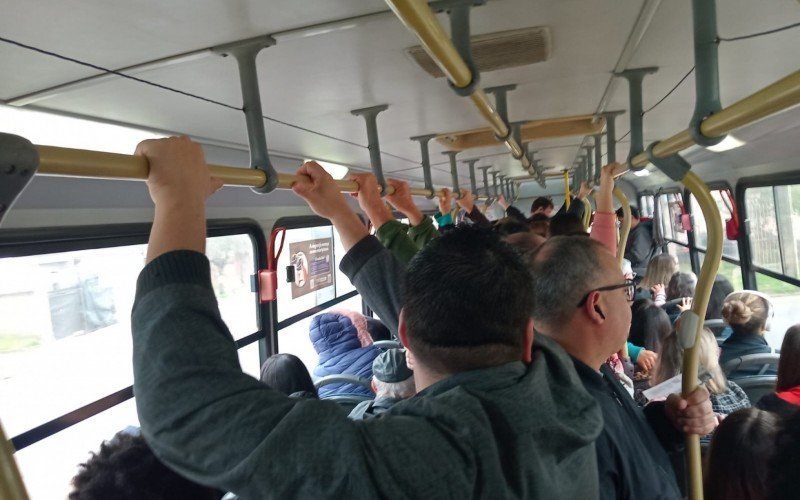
737,172,800,290
0,218,269,451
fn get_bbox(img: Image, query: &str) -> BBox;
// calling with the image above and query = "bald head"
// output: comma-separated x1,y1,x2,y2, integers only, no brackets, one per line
530,236,615,329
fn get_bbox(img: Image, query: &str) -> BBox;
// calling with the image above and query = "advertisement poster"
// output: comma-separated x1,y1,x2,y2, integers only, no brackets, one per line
289,238,334,299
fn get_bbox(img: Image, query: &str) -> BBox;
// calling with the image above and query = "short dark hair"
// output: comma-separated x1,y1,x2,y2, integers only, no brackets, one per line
529,236,607,327
70,431,221,500
629,302,672,352
493,218,531,237
548,213,586,237
403,225,533,373
667,271,697,300
704,408,779,500
707,275,735,320
260,353,317,397
531,197,554,213
777,324,800,392
616,206,640,219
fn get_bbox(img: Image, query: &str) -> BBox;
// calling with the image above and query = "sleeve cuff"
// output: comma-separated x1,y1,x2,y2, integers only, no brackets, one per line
339,235,386,279
136,250,213,298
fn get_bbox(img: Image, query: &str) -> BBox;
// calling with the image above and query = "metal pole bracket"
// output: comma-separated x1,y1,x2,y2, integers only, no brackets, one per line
646,141,691,182
464,158,479,193
442,0,484,97
411,134,438,198
443,150,461,198
599,110,625,164
0,133,39,226
478,165,493,198
352,104,390,194
688,0,724,147
214,36,279,194
485,85,518,142
615,67,658,171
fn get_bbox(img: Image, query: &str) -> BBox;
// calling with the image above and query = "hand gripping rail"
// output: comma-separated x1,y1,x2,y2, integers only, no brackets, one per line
22,143,477,200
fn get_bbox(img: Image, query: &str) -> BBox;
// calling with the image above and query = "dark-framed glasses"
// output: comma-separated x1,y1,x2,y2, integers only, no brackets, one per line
576,279,636,307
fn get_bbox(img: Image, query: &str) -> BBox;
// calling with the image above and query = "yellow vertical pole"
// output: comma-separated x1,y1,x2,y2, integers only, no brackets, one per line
681,171,723,500
0,421,29,500
582,198,592,230
563,172,571,210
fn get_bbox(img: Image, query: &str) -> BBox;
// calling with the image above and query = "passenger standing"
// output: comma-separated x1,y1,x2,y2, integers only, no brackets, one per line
348,348,415,420
616,206,660,276
756,324,800,417
130,138,604,499
529,234,717,500
636,254,678,304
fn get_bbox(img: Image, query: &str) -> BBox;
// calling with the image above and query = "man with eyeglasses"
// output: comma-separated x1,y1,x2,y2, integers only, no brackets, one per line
529,235,717,500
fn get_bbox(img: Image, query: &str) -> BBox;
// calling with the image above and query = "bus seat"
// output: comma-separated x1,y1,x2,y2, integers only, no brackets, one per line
314,374,375,412
722,353,780,377
731,376,777,404
372,340,402,350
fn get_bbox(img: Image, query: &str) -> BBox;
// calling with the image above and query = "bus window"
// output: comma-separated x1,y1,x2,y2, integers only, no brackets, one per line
0,228,261,498
744,183,800,348
745,185,800,279
691,189,741,261
639,194,655,218
273,220,363,374
666,242,692,273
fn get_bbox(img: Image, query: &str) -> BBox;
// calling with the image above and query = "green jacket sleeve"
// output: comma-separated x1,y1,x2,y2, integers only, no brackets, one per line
375,220,420,266
406,215,439,249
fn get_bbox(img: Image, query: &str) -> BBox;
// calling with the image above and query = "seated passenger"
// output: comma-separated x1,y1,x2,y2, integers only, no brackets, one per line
310,309,380,399
69,429,223,500
529,232,716,500
259,353,317,399
348,348,415,420
664,271,697,322
636,254,678,304
707,275,734,338
650,329,750,443
719,290,777,377
704,408,779,500
756,324,800,418
629,301,671,401
130,138,603,498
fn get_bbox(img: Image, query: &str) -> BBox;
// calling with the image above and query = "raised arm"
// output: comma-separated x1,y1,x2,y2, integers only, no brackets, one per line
384,178,439,254
590,164,618,254
457,189,492,228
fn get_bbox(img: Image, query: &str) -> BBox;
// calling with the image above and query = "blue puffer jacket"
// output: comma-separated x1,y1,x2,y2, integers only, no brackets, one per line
310,312,379,398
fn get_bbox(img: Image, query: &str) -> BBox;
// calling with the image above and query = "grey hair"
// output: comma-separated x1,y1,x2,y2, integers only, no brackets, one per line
373,377,416,400
530,236,607,328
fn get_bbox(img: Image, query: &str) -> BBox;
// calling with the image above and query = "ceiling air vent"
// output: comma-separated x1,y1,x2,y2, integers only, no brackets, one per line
406,26,551,78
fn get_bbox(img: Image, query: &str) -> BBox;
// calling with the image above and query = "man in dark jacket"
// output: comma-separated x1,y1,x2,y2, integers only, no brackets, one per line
130,137,603,499
529,235,717,499
617,206,659,275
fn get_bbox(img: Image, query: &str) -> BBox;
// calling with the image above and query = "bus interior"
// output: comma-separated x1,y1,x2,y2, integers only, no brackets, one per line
1,0,799,498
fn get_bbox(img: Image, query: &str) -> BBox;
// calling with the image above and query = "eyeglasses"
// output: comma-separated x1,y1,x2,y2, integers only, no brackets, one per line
576,279,636,307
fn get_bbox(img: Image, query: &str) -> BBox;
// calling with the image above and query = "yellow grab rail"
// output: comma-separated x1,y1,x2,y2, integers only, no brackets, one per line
614,70,800,177
384,0,532,170
35,145,462,199
563,171,571,210
0,420,29,500
680,171,723,500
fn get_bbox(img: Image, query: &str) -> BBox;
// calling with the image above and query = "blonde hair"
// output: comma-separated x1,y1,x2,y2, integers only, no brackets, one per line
651,328,727,394
722,291,771,334
640,254,679,289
